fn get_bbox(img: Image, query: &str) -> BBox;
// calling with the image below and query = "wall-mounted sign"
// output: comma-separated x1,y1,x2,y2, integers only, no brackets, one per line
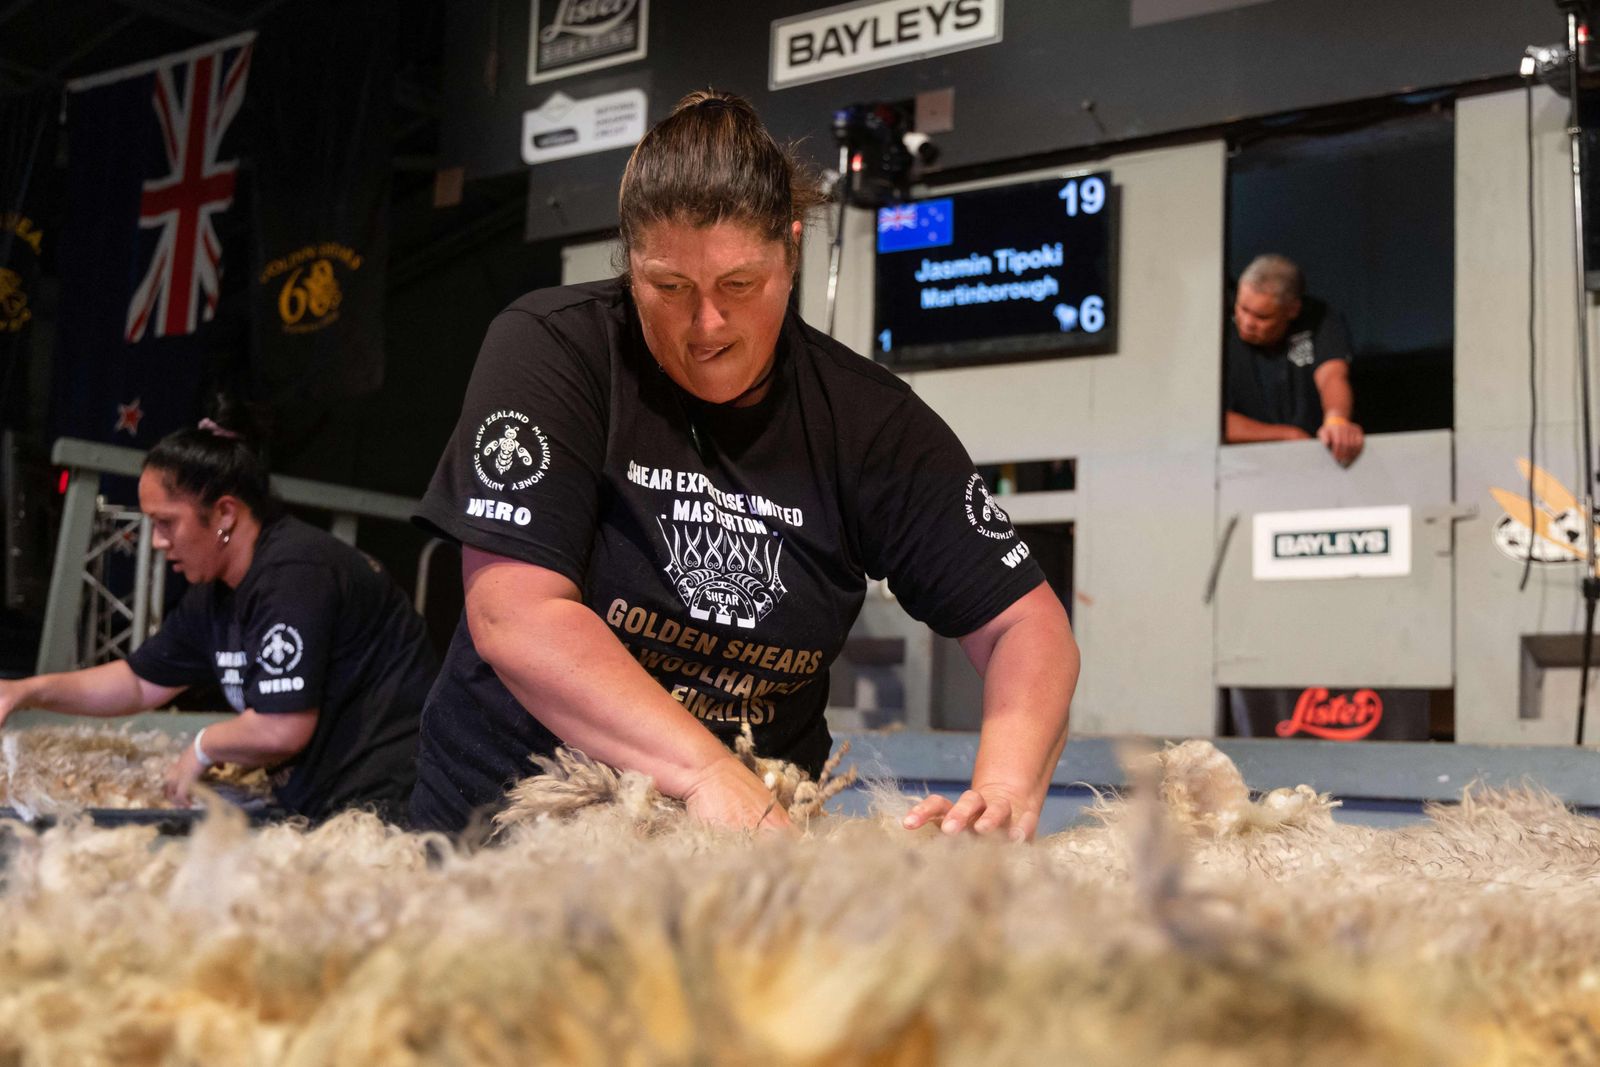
770,0,1003,90
1489,458,1592,568
1251,505,1411,581
1226,686,1431,742
528,0,649,85
521,89,647,165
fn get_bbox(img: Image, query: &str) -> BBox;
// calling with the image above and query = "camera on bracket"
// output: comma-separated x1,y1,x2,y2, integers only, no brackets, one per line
831,100,940,209
1524,0,1600,94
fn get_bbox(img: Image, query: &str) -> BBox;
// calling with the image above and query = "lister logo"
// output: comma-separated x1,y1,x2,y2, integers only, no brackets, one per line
1272,528,1390,560
1276,688,1383,741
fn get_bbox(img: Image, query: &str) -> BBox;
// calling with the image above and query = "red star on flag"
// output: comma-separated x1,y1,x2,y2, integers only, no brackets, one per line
114,397,144,437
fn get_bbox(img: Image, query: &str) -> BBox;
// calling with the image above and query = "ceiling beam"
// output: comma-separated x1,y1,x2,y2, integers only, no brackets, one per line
45,11,141,79
0,0,41,36
112,0,240,39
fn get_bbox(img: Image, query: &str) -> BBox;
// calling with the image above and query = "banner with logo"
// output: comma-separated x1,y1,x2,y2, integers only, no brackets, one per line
1226,686,1432,742
1252,505,1412,581
52,34,255,450
770,0,1003,90
0,89,56,431
246,0,393,468
528,0,649,84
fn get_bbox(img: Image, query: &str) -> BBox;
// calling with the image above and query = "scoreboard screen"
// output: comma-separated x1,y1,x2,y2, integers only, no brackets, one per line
872,172,1118,367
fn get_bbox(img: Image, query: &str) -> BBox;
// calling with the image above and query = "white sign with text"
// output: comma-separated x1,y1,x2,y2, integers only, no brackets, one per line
770,0,1002,89
1252,505,1412,581
521,89,647,165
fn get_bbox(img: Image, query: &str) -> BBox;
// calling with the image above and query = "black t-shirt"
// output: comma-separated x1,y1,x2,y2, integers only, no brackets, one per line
127,515,438,820
1224,294,1352,437
410,278,1046,831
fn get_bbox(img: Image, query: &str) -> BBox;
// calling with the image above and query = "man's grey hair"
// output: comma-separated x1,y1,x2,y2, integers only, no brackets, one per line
1240,254,1304,302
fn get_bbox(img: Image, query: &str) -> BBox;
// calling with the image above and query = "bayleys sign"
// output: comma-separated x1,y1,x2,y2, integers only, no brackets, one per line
1252,505,1412,581
770,0,1002,89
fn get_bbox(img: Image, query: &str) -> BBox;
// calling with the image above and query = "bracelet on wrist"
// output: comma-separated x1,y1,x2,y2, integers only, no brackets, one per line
1323,415,1351,428
193,728,216,769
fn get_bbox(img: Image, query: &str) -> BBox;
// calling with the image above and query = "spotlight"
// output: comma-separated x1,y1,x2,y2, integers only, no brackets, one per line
831,101,939,209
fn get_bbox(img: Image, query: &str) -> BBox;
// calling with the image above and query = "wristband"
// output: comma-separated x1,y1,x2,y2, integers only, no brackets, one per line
193,728,216,769
1322,415,1351,428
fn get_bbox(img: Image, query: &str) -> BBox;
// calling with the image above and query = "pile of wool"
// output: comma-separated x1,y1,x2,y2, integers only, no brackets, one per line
494,724,858,836
0,724,270,815
1,738,1599,1065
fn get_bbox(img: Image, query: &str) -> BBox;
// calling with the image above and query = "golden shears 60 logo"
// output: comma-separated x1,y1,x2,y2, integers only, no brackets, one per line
259,243,363,334
0,268,31,333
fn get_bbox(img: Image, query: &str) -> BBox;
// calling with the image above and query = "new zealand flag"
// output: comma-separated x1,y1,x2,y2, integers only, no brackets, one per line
52,35,254,450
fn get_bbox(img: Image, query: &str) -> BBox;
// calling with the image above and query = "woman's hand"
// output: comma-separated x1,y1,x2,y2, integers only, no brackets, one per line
0,679,25,730
902,782,1040,842
682,754,794,834
163,743,205,807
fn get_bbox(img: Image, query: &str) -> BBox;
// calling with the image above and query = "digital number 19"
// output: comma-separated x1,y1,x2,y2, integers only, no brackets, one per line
1058,177,1106,217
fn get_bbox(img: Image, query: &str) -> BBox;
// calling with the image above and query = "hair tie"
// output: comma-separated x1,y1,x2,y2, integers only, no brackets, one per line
198,417,241,440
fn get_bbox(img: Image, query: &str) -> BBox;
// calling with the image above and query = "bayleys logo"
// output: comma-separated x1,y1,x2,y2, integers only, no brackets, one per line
657,520,786,630
473,409,551,492
1276,687,1383,741
256,623,303,676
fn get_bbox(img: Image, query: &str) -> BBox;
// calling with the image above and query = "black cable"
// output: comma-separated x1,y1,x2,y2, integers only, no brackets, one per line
1523,82,1539,592
1564,10,1600,745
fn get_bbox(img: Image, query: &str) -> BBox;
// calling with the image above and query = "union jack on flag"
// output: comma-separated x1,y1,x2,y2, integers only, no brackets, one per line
877,204,919,233
124,43,252,342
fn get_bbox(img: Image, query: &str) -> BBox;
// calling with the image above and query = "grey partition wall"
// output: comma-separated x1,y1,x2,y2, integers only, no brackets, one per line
1213,432,1457,690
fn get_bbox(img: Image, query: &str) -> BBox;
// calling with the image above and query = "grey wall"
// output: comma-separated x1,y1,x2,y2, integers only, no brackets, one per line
1456,86,1596,746
441,0,1551,239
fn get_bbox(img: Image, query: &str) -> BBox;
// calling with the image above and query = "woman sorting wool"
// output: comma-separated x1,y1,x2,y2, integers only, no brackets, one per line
410,90,1078,839
0,419,438,821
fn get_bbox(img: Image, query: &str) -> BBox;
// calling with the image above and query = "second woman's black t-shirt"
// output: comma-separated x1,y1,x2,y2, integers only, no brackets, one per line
127,515,438,820
411,279,1046,831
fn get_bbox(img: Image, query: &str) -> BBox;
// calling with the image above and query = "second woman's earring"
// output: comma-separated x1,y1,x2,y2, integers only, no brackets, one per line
218,527,231,545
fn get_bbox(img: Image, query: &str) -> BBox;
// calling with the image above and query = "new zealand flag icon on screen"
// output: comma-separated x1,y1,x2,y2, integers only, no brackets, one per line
876,198,953,254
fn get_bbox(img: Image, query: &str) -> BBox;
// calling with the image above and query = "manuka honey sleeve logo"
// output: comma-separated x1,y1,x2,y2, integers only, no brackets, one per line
260,242,363,334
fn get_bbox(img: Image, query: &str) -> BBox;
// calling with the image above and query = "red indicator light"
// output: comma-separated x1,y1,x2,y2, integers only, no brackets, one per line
57,470,69,494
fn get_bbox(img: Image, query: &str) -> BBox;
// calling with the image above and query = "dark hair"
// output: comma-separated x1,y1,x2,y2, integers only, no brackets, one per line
617,89,826,266
142,402,282,521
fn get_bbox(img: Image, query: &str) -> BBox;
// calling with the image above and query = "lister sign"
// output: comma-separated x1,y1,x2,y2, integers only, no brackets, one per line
770,0,1003,89
1251,505,1412,581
